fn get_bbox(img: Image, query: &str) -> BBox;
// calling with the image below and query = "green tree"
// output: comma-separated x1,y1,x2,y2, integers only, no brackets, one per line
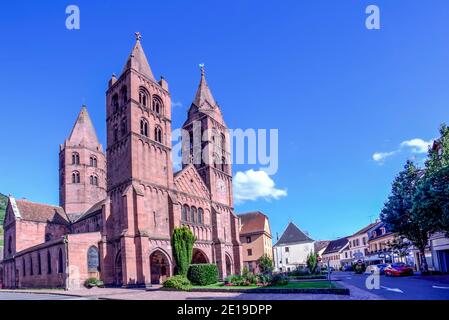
171,226,196,276
380,161,434,272
257,254,274,274
386,236,411,263
306,251,318,274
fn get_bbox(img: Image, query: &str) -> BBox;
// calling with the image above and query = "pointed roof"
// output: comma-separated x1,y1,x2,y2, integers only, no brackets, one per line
121,32,155,80
193,66,217,108
274,222,314,246
67,106,101,149
322,237,349,255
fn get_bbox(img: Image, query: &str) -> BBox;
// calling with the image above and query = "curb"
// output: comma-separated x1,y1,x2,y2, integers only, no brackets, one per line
0,289,84,298
161,287,350,295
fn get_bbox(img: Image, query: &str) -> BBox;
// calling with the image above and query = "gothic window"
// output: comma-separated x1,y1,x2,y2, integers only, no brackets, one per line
90,175,98,186
58,248,64,274
121,117,127,136
38,253,42,275
112,93,119,113
72,171,80,184
198,208,204,224
72,152,80,165
47,251,52,274
114,126,119,142
140,118,149,137
30,256,34,276
190,207,197,223
7,235,12,255
121,86,128,105
152,95,163,114
87,246,100,273
182,204,189,221
139,87,149,107
155,126,163,143
90,156,98,167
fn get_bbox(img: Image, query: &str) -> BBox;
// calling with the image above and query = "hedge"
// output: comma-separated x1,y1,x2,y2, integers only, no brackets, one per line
188,264,219,286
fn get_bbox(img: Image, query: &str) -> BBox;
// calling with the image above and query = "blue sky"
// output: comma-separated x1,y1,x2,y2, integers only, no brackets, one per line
1,1,449,241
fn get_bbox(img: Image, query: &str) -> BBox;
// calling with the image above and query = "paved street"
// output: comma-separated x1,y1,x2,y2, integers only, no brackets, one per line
333,271,449,300
0,292,90,300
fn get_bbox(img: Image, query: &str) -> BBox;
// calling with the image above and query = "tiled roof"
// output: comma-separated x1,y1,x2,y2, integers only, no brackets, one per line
351,221,381,237
322,237,349,255
274,222,313,246
314,240,330,253
15,199,70,225
238,211,270,236
73,199,105,223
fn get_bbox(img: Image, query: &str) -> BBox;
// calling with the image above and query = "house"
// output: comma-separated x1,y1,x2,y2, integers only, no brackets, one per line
314,240,330,259
238,212,273,273
273,222,314,272
428,232,449,273
321,237,349,270
346,221,381,262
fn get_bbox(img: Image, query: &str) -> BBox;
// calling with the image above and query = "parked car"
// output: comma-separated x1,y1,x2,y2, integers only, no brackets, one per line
343,265,353,272
384,263,414,277
365,263,388,275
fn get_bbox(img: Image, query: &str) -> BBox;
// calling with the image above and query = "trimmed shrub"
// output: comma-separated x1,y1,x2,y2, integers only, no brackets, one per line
257,273,272,285
163,275,192,291
188,264,219,286
224,274,245,286
271,274,289,286
84,278,104,288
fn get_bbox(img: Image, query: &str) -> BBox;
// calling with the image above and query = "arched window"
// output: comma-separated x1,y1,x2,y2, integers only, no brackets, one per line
112,93,119,113
87,246,100,272
152,95,163,114
198,208,204,224
121,117,127,136
221,157,227,173
22,258,26,276
72,171,80,184
114,126,119,142
182,204,189,221
72,152,80,165
7,235,12,255
121,86,128,105
155,126,163,143
58,248,64,274
221,133,226,150
139,87,149,107
140,118,149,137
38,252,42,275
90,156,97,167
190,207,197,223
90,175,98,186
47,251,52,274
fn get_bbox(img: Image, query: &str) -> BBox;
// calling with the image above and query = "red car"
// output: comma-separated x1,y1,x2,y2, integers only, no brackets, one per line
384,263,414,277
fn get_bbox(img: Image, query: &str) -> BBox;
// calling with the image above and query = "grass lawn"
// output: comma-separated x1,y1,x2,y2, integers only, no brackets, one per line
194,281,337,290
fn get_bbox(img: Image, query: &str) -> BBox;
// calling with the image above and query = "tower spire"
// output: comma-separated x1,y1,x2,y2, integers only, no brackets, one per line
121,32,155,80
193,64,217,108
67,105,101,150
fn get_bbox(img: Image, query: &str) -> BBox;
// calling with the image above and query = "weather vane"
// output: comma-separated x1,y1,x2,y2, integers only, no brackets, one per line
135,32,142,41
199,63,205,75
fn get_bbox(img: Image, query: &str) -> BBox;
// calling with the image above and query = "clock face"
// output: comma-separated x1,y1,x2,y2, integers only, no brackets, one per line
216,179,226,196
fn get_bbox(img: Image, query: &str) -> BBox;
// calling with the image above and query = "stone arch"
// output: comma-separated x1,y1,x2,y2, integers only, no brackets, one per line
149,248,172,285
192,248,209,264
225,253,233,277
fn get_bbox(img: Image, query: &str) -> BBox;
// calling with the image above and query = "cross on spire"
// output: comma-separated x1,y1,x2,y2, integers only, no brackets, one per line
199,63,205,76
135,32,142,41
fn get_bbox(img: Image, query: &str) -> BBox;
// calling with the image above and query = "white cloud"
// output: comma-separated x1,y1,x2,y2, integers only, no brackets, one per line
171,101,183,108
372,151,396,162
233,169,287,204
400,138,433,154
372,137,434,164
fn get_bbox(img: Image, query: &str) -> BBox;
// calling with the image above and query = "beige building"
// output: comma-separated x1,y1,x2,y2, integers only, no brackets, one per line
238,212,272,273
347,221,380,262
321,237,349,270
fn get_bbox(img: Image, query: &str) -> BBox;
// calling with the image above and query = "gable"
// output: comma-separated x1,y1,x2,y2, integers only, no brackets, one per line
174,164,210,200
3,198,19,226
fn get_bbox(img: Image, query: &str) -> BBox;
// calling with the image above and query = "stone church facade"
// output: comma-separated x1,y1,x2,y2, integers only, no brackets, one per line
1,33,242,289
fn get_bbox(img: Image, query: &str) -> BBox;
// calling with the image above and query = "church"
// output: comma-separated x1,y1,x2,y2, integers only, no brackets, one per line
1,33,243,289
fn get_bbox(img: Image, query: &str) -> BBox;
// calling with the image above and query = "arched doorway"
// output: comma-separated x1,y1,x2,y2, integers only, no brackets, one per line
192,249,209,264
150,250,171,284
114,252,123,286
225,254,233,277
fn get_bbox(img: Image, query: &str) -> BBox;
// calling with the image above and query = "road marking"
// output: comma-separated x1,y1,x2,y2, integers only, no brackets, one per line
381,286,404,293
432,285,449,290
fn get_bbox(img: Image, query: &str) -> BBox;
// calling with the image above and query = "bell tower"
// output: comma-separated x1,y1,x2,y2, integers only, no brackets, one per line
103,33,173,287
